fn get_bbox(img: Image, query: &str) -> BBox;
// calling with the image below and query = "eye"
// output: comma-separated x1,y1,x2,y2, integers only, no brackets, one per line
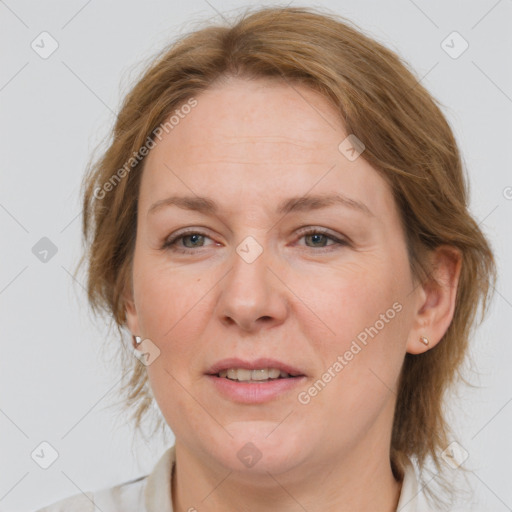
161,230,215,253
295,227,349,251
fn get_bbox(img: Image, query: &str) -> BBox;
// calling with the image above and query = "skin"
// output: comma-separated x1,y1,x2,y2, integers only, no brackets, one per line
125,76,461,512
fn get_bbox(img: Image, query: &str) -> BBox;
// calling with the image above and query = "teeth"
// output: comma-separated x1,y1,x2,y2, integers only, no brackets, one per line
227,368,238,380
217,368,290,381
237,369,252,381
269,368,281,379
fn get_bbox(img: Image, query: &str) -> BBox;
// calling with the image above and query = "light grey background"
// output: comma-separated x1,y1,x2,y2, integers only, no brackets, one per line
1,1,511,511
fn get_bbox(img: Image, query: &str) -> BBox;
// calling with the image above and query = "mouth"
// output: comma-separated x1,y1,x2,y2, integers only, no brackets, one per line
205,358,306,403
206,357,306,383
206,370,307,404
215,367,301,383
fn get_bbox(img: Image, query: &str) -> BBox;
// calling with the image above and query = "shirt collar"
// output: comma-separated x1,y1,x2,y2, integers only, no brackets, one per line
145,445,420,512
396,460,420,511
145,444,175,512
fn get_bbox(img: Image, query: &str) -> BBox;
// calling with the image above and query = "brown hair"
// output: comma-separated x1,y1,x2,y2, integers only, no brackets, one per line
77,5,495,502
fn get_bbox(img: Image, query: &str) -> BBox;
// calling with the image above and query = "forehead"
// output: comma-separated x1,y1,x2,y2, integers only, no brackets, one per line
139,77,395,219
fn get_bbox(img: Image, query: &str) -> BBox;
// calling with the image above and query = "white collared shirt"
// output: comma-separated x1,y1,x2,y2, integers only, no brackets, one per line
35,445,425,511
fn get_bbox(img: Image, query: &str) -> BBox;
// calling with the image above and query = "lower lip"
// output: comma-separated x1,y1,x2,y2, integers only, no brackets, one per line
206,375,307,404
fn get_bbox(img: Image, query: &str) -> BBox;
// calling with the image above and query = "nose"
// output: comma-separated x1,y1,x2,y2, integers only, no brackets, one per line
215,238,289,333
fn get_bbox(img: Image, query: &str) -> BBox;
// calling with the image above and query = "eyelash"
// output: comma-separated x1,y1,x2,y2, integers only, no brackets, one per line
161,227,349,254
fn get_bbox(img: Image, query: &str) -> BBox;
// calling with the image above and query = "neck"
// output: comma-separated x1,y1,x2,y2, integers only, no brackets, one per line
171,436,403,512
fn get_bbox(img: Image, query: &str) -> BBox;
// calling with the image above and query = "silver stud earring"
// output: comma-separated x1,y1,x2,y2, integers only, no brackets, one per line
133,335,142,348
419,336,429,346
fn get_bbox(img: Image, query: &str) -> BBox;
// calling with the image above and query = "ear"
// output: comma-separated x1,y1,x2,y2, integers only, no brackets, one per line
123,284,141,337
406,245,462,355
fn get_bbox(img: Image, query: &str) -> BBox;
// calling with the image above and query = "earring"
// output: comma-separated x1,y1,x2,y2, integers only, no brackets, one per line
419,336,429,346
133,335,142,348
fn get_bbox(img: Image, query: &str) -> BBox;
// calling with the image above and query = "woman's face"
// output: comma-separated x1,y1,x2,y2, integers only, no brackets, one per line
126,77,422,475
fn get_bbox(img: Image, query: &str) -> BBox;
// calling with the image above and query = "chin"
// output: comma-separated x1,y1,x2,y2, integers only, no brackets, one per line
205,423,307,476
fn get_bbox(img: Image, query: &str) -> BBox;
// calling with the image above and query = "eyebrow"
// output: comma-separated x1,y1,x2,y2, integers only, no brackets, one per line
147,193,374,217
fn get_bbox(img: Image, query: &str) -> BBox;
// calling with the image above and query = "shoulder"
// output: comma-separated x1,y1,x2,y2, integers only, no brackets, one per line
33,474,148,512
33,445,176,512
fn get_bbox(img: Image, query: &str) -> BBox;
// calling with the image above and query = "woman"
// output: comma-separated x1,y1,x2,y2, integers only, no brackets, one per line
36,5,495,512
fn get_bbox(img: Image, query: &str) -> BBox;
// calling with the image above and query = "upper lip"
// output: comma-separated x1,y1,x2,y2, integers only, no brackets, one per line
206,357,306,377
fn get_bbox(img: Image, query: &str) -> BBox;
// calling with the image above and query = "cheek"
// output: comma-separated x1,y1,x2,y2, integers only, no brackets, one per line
290,257,407,346
133,262,207,400
296,278,407,444
134,256,203,339
295,257,410,409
